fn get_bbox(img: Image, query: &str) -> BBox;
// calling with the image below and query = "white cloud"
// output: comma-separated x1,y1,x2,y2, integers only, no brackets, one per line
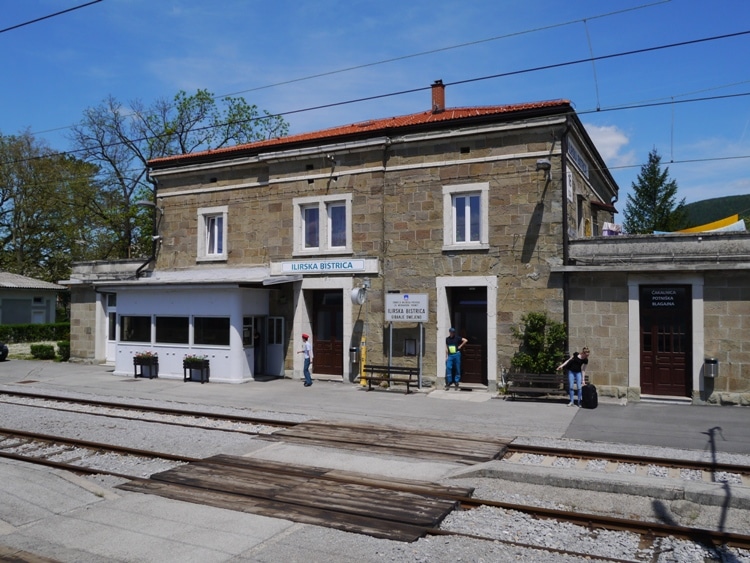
583,123,636,169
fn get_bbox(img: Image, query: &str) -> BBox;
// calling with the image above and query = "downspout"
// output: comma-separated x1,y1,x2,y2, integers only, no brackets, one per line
382,138,391,369
560,121,571,351
135,174,159,279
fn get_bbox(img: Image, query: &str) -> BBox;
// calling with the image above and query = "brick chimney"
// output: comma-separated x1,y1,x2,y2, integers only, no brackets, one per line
431,79,445,113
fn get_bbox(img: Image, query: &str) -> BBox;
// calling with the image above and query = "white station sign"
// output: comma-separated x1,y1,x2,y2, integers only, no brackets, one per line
385,293,428,322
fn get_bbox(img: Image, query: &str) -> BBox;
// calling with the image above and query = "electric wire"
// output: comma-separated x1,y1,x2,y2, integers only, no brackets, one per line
5,88,750,195
12,1,673,138
5,26,750,173
216,1,672,100
0,0,104,35
1,25,749,197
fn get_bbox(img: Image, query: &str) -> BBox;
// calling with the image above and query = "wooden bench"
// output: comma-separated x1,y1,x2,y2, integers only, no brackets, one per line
361,364,419,394
506,372,589,400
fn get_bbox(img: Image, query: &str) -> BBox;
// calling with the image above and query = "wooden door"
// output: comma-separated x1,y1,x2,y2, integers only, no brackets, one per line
312,290,344,376
449,286,488,385
640,285,691,397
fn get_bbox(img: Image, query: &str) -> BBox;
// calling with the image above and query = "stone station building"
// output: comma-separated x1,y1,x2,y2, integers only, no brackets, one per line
62,82,750,405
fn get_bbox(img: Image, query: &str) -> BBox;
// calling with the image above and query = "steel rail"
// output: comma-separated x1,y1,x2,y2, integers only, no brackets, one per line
3,432,749,551
0,449,160,482
507,443,750,476
204,454,750,549
426,528,642,563
452,495,750,550
0,389,299,428
0,427,202,463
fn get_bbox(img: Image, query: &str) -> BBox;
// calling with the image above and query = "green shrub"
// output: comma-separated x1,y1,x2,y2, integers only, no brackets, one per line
57,341,70,361
30,344,56,360
0,323,70,344
510,311,567,374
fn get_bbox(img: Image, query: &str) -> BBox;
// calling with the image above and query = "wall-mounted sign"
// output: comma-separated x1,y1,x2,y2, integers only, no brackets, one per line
385,293,428,322
567,140,589,179
641,286,686,308
280,259,366,274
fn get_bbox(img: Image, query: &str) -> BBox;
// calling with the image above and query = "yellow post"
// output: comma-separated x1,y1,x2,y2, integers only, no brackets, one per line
359,335,367,385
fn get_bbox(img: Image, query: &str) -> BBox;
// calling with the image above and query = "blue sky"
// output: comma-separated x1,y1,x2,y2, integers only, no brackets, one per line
2,0,750,212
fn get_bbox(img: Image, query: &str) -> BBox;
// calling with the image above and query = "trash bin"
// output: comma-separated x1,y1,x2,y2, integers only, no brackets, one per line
350,347,359,364
704,357,718,378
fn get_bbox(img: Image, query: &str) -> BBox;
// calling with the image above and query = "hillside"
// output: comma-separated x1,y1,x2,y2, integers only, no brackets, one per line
683,194,750,228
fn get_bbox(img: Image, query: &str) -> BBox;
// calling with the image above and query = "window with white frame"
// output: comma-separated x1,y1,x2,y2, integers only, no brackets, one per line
197,205,228,261
442,182,489,250
294,194,352,255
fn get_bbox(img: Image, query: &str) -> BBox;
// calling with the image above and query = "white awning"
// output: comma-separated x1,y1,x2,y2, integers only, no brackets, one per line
262,275,302,286
92,266,271,288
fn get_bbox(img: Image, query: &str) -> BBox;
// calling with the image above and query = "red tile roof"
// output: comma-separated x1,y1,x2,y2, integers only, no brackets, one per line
149,99,571,167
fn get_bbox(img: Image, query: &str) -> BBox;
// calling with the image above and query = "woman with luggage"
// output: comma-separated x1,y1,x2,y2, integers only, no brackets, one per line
557,347,590,407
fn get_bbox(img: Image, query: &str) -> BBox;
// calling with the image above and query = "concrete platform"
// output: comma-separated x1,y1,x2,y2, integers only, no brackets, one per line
1,359,748,453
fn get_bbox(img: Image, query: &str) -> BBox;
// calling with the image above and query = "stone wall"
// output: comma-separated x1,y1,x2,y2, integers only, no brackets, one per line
69,285,97,361
702,271,750,405
568,272,631,399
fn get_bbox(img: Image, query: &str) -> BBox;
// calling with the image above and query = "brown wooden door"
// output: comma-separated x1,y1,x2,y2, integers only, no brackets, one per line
640,285,691,397
449,286,487,385
312,290,344,376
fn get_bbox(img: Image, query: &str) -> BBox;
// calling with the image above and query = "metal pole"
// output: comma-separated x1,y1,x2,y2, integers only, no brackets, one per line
388,322,393,370
418,322,423,389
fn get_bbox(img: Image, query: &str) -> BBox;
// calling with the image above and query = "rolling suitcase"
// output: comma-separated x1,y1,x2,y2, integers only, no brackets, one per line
581,383,598,409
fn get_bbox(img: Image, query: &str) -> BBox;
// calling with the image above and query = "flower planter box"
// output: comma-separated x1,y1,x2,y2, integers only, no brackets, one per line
183,359,209,383
133,356,159,379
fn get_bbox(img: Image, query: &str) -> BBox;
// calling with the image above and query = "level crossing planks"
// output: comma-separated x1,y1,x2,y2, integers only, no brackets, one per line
120,454,473,542
265,420,510,464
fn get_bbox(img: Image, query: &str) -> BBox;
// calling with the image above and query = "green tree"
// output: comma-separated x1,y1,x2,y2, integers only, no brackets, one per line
69,89,289,259
623,149,687,234
0,131,100,282
510,311,567,374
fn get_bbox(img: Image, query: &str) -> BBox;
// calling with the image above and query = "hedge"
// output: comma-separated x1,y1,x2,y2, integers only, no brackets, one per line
57,341,70,361
30,344,56,360
0,323,70,343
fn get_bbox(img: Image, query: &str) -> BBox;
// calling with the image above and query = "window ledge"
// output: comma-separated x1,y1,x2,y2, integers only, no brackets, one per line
442,243,490,252
293,249,353,258
196,256,228,263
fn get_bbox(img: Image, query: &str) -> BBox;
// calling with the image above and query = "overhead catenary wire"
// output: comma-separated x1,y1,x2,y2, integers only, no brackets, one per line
215,0,672,100
6,26,750,171
5,88,750,195
2,26,750,190
0,0,104,34
19,0,672,140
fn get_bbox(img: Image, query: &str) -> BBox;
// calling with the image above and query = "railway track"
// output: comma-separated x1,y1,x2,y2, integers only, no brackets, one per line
0,390,297,434
506,443,750,482
0,427,198,479
5,390,749,478
3,390,750,559
119,452,750,553
3,424,750,559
